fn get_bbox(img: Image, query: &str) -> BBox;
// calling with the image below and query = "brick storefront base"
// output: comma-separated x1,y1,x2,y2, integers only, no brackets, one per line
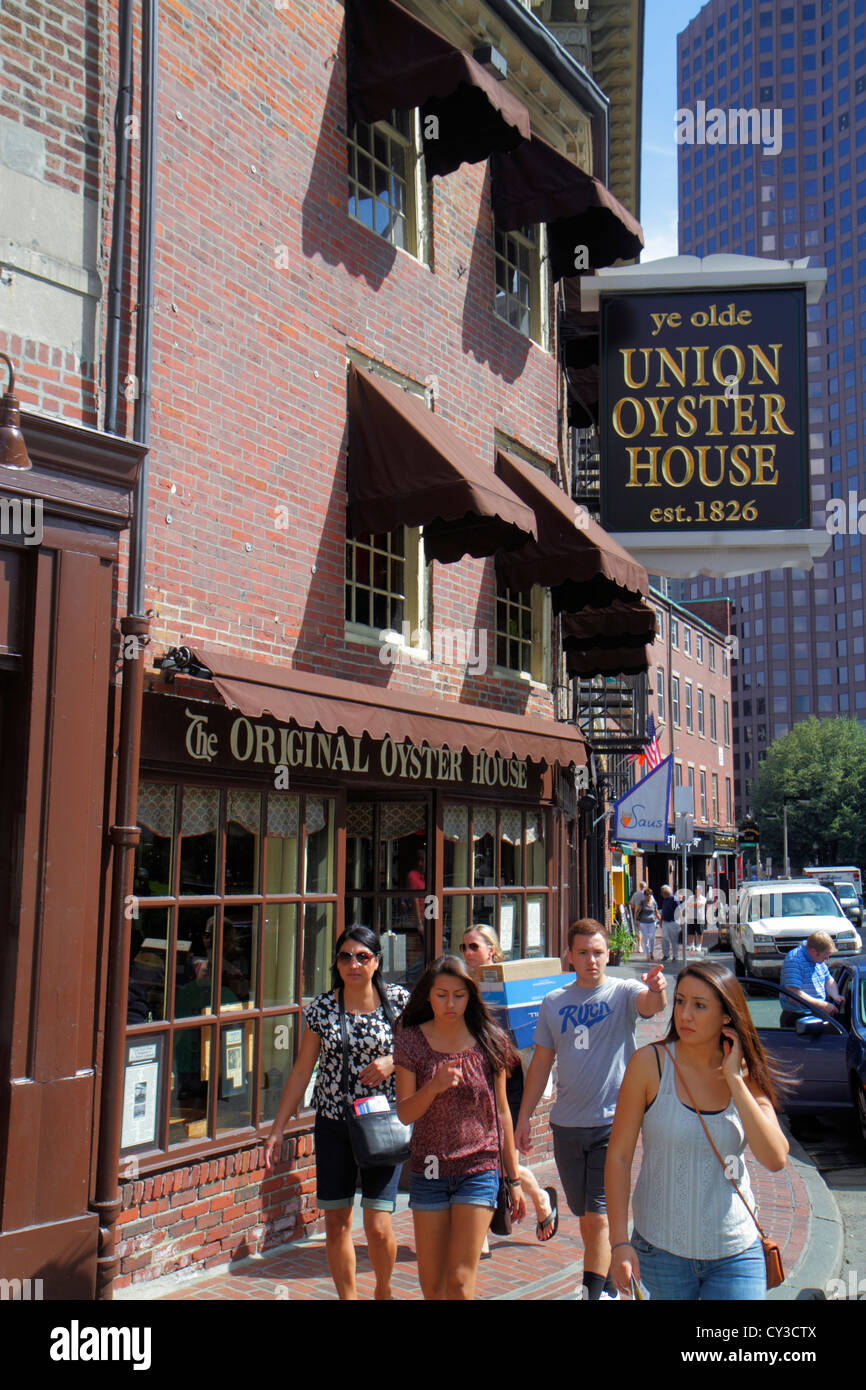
113,1095,557,1290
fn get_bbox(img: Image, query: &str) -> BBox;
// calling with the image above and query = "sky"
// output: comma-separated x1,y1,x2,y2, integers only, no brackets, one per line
640,0,712,259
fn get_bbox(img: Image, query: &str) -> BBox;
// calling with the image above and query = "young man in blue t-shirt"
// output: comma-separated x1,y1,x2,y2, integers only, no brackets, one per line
514,918,667,1300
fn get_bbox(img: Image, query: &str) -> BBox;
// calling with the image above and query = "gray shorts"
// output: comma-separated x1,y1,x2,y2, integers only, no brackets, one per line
551,1121,613,1217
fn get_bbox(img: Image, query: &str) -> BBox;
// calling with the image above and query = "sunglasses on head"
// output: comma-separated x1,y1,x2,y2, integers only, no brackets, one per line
336,949,376,965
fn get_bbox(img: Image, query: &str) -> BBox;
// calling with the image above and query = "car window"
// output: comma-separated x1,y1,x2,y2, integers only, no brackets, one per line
746,891,842,919
860,979,866,1026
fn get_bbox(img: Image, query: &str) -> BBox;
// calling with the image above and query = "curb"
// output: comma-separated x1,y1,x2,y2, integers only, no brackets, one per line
767,1121,844,1302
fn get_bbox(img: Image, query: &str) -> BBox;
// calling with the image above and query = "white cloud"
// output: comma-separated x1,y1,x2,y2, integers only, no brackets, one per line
641,211,679,262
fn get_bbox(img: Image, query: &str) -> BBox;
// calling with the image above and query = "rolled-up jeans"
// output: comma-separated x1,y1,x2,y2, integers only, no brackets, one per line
630,1229,766,1300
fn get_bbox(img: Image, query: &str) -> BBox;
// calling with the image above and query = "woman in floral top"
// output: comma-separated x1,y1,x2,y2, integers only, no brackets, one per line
394,955,526,1300
264,926,408,1300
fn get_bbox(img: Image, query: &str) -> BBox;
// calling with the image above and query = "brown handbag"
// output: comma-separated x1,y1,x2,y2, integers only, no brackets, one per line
661,1045,784,1290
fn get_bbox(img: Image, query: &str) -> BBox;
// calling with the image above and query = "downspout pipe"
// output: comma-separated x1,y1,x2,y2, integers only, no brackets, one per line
93,0,157,1301
104,0,134,436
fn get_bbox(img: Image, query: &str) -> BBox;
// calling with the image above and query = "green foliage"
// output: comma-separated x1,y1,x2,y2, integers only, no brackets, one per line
751,717,866,871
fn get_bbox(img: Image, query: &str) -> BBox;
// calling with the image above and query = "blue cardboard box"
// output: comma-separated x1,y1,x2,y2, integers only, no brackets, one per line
479,964,576,1049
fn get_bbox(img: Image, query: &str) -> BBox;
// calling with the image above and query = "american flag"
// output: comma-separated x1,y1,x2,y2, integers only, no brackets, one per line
627,714,664,771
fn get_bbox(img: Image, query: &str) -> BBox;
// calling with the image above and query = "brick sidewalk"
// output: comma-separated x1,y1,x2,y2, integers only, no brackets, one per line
137,1144,809,1302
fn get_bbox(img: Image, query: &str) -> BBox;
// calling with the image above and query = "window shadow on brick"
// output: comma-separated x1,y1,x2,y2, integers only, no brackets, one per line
460,168,531,383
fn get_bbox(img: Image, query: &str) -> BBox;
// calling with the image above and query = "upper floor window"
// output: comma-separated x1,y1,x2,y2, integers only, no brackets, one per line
708,642,716,672
656,667,665,721
671,618,679,649
348,110,425,257
696,632,703,663
672,676,681,726
683,625,692,656
495,580,549,684
685,680,694,732
494,219,544,345
697,686,705,736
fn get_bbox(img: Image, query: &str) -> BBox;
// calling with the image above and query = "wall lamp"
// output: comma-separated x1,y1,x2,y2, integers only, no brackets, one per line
0,353,32,471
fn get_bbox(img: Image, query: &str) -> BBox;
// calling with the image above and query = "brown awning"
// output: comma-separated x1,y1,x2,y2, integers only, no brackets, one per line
491,136,644,279
347,365,537,563
566,644,652,678
561,599,657,648
188,645,587,768
493,449,647,606
345,0,530,179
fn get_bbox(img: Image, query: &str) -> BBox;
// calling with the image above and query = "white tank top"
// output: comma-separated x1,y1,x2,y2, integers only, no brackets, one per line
631,1044,758,1259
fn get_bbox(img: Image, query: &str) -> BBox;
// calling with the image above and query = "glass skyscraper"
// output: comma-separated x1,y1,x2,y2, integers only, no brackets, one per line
676,0,866,817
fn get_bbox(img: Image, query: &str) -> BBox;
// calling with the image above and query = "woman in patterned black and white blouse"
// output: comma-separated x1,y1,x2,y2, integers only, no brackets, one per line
264,926,409,1300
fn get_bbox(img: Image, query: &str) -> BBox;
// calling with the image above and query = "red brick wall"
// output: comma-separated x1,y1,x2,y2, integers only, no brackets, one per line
0,0,103,424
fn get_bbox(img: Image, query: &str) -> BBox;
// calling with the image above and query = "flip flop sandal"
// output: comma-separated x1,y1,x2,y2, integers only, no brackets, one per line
536,1187,559,1242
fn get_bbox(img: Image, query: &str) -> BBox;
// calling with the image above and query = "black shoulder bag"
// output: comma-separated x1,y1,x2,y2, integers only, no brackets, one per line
339,984,412,1168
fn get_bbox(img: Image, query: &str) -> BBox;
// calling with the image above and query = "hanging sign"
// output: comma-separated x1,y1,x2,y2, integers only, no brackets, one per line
600,288,808,531
613,755,672,844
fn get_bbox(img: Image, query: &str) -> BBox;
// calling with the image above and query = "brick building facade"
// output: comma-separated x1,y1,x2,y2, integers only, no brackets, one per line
1,0,646,1295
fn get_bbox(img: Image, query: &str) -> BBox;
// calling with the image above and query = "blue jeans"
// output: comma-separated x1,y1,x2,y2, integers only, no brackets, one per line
409,1167,499,1211
630,1230,766,1301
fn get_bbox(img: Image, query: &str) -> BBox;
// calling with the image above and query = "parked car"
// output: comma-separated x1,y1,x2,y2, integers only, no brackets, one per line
731,879,862,980
741,955,866,1148
819,878,863,929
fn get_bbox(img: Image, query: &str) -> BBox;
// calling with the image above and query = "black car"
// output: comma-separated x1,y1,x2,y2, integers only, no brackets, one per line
742,954,866,1148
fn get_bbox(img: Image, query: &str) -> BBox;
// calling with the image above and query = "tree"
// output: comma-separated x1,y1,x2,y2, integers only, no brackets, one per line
751,717,866,871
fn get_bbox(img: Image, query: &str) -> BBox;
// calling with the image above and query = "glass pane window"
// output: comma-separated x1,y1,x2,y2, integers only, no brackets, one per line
305,797,336,894
260,1013,295,1124
128,907,170,1024
347,111,417,253
216,1019,255,1134
226,790,260,895
135,783,175,895
496,583,533,674
494,221,541,342
263,903,298,1008
345,529,407,634
179,787,219,895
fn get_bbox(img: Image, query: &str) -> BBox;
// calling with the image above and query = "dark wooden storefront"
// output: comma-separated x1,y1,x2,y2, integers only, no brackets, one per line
0,414,143,1298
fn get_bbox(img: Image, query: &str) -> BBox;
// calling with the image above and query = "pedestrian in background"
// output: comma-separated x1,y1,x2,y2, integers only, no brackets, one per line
394,954,526,1299
606,960,788,1301
659,884,679,963
636,886,660,961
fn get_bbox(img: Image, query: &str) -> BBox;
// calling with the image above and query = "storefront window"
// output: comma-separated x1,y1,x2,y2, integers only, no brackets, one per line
345,799,428,987
128,783,337,1158
443,803,551,960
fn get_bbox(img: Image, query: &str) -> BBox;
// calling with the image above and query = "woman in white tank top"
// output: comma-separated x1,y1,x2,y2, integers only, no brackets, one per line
604,961,789,1300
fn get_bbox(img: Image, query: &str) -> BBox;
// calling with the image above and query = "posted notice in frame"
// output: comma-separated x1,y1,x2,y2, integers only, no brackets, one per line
121,1044,159,1149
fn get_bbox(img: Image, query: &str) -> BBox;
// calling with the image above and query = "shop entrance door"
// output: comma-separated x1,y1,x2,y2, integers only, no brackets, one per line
344,797,431,988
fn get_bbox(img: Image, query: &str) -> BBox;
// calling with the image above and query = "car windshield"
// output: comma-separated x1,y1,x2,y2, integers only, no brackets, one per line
748,891,843,920
834,883,857,899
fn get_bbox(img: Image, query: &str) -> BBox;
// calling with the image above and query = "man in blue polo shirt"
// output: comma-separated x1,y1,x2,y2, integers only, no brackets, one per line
779,931,844,1026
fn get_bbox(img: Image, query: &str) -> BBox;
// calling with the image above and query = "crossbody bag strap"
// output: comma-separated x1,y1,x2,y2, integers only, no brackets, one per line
338,988,351,1110
660,1043,767,1242
486,1056,505,1170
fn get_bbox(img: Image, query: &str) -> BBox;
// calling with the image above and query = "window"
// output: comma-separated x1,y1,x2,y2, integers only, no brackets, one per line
657,666,665,722
671,618,679,649
674,761,682,787
656,608,664,640
700,771,708,822
442,804,551,961
723,699,731,744
726,777,733,824
710,692,717,742
685,680,694,732
494,219,545,345
687,766,695,802
128,784,337,1153
684,625,692,656
347,110,425,257
696,632,703,663
708,642,716,672
672,676,681,726
712,773,719,823
697,686,705,736
495,580,549,683
346,524,426,648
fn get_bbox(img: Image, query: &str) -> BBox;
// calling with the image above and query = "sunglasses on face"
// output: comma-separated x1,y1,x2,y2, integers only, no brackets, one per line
459,942,483,953
336,950,376,965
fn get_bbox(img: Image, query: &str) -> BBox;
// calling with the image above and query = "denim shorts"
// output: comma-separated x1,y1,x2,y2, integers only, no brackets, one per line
314,1113,401,1212
630,1229,766,1301
409,1166,499,1211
